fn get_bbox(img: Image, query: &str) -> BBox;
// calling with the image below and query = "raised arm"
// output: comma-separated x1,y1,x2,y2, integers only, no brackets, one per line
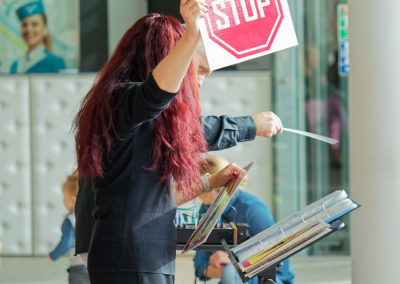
153,0,208,92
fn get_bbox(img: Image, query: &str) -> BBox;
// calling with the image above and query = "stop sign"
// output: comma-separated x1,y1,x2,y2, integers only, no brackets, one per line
204,0,284,59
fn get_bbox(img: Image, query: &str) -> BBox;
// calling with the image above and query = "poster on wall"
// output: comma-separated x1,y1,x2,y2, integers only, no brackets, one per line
0,0,79,74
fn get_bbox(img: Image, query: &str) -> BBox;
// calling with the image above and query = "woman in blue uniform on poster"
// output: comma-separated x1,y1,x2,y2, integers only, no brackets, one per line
10,0,66,73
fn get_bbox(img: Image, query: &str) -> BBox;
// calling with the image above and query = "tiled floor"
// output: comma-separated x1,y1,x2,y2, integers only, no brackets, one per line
0,254,351,284
175,254,351,284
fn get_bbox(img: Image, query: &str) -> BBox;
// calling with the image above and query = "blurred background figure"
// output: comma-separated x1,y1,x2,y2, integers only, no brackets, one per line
47,171,89,284
304,46,347,168
10,0,66,73
193,156,295,284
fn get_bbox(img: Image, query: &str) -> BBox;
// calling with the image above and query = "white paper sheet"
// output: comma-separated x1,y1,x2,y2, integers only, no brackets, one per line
181,161,254,254
283,128,339,145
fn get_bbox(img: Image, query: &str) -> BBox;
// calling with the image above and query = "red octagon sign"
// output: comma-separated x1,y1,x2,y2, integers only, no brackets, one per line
204,0,284,59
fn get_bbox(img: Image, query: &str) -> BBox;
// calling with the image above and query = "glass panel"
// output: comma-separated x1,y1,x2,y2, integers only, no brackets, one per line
273,0,350,255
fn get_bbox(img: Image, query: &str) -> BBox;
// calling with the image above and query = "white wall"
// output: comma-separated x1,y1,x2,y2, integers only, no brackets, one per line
349,0,400,282
0,71,272,255
0,74,95,255
107,0,148,56
0,77,32,255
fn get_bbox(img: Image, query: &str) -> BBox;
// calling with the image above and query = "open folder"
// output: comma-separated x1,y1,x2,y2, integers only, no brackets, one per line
181,161,254,254
229,190,360,280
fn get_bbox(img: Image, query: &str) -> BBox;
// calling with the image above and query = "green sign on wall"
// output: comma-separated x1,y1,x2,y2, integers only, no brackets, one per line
338,4,349,41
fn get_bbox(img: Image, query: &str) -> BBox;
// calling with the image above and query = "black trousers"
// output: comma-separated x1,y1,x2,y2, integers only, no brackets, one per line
88,271,174,284
67,265,90,284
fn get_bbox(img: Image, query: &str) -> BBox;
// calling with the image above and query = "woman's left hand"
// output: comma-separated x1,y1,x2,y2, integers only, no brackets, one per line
208,162,245,190
180,0,209,36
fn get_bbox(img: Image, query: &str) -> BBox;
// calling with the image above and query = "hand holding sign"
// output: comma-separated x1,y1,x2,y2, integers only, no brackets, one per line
181,0,209,35
200,0,298,70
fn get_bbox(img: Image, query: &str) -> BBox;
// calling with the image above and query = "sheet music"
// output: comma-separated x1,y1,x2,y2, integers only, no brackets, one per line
232,190,357,262
225,190,359,280
232,190,348,256
181,161,254,254
244,225,332,278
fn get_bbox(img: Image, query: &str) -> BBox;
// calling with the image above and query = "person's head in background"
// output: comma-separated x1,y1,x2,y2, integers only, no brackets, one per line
62,171,79,212
193,39,212,88
181,22,211,88
16,0,52,53
75,13,206,192
199,156,248,205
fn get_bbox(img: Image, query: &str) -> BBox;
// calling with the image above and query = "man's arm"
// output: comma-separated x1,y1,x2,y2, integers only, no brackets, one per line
203,265,224,278
202,251,231,279
202,111,283,151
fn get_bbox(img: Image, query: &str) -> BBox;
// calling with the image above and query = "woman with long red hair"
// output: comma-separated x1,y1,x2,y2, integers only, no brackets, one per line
74,1,244,283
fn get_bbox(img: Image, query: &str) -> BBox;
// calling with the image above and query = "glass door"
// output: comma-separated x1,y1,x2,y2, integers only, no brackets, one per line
273,0,350,255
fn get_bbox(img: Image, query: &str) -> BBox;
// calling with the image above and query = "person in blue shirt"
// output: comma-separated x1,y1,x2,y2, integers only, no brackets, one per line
48,171,89,284
194,156,295,284
10,0,66,73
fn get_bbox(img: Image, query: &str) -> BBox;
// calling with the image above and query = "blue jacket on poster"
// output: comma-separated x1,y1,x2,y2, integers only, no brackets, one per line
193,190,295,284
10,47,66,74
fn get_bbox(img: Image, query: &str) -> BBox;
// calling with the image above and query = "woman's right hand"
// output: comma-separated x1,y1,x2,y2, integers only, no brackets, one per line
208,163,246,190
180,0,209,36
153,0,208,93
251,111,283,138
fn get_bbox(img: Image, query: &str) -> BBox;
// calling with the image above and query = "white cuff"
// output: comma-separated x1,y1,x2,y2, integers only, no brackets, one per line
201,173,212,193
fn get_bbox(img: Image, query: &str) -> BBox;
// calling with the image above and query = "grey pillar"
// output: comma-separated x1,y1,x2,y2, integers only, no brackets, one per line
349,0,400,283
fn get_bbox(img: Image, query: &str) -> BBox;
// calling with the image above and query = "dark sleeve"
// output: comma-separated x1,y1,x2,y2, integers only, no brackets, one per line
49,218,74,260
115,73,178,130
74,178,95,255
276,259,295,284
193,250,212,281
202,115,257,151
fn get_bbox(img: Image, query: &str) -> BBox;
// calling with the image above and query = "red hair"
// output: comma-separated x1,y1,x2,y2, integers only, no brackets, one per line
74,14,206,194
